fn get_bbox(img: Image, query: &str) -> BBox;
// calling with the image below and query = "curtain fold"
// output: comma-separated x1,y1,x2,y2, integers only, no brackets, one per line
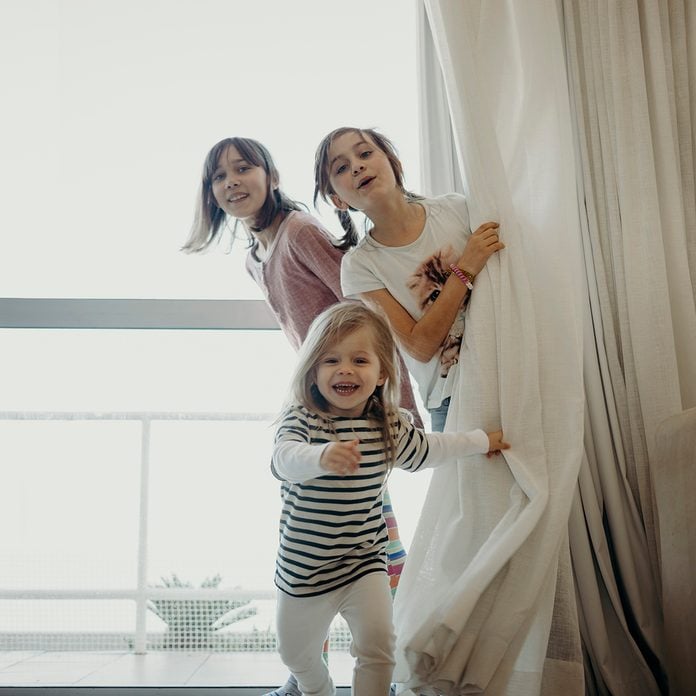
562,0,696,559
409,0,696,694
393,2,585,693
561,1,696,692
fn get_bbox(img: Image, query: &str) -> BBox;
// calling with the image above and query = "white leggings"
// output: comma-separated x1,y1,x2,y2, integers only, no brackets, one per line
276,572,395,696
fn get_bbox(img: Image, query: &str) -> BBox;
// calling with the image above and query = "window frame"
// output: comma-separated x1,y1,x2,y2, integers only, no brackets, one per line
0,298,277,330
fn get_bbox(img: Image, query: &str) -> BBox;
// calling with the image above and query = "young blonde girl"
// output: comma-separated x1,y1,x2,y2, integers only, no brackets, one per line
182,137,421,696
272,302,509,696
313,127,505,433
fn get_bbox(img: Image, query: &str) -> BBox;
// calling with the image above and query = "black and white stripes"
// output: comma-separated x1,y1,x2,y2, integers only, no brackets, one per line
271,405,430,597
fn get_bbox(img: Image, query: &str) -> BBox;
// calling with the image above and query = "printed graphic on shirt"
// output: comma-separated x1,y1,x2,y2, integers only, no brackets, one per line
406,245,465,377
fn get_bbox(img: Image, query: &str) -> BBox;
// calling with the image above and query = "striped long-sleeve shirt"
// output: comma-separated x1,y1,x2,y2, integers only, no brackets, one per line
271,404,489,597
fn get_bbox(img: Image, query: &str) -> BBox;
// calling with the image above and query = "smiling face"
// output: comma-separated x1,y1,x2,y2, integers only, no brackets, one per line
210,144,273,226
314,325,386,418
326,130,398,212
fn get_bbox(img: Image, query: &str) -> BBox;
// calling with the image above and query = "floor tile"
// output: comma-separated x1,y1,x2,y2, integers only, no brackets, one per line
24,650,125,664
0,663,93,685
0,651,44,663
76,652,209,686
0,650,355,687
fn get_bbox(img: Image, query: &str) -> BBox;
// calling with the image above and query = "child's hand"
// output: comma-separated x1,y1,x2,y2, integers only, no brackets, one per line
486,429,510,458
320,439,361,476
457,221,505,276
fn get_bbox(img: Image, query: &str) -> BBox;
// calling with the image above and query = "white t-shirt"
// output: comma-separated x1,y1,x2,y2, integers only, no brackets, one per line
341,193,472,410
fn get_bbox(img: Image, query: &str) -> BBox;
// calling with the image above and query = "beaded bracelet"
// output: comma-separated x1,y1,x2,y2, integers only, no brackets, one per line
449,264,474,290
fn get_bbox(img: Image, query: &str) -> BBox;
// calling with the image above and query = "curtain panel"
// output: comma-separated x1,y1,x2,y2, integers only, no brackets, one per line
562,0,696,692
393,2,586,694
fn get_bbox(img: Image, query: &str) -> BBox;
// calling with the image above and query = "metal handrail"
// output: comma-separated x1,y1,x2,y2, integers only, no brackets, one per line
0,410,277,653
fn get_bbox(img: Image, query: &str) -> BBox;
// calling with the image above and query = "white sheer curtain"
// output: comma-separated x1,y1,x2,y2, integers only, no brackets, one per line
393,2,585,694
401,0,696,694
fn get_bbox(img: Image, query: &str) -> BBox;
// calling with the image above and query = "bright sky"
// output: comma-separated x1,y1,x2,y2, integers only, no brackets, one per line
1,0,420,299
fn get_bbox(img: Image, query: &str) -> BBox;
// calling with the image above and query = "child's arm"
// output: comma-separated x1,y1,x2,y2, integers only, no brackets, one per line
362,221,503,363
271,406,363,482
425,428,510,466
421,429,487,467
272,439,362,482
395,414,510,472
271,406,328,483
272,439,329,483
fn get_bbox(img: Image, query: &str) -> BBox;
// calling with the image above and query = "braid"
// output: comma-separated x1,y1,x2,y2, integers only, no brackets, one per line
335,209,359,250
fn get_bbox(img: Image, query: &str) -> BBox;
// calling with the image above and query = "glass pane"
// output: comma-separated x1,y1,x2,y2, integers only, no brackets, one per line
147,420,279,591
1,329,295,413
1,328,429,687
0,599,153,651
1,0,419,299
0,420,140,590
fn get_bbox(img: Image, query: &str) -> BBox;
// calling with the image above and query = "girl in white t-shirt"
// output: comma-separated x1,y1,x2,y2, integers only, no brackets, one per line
313,127,505,431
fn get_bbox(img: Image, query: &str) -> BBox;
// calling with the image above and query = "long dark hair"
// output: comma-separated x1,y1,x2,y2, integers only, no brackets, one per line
313,127,422,249
182,137,303,254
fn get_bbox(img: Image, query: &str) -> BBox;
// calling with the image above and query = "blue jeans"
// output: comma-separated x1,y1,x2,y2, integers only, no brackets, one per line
428,396,451,433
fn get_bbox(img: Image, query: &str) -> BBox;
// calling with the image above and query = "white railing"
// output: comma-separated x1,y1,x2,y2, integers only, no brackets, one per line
0,411,277,653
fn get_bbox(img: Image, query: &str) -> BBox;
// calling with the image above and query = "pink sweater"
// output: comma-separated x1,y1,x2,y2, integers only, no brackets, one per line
246,211,344,351
246,211,422,426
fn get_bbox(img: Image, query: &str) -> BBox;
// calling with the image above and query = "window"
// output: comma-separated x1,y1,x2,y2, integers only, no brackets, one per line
0,0,425,690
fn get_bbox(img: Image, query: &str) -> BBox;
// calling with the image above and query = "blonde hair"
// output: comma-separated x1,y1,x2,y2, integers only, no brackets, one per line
287,302,404,467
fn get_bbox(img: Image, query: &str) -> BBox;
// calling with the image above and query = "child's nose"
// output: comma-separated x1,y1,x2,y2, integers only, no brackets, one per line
352,161,365,175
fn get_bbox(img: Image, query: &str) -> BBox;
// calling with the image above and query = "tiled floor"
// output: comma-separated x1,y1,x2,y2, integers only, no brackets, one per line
0,650,353,689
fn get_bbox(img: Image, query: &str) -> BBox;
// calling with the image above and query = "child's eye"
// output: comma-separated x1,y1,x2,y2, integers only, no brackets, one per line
360,150,372,159
322,357,338,364
335,163,348,175
354,358,368,365
212,173,224,182
238,165,251,173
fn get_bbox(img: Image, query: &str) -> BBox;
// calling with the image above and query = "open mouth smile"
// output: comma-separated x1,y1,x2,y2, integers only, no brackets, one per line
332,383,360,395
227,193,248,203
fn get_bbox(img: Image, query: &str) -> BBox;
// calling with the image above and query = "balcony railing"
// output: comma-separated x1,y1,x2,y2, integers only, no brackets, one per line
0,411,294,654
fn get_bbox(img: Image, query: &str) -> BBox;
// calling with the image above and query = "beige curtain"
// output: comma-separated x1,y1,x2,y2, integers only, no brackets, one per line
412,0,696,694
563,0,696,693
